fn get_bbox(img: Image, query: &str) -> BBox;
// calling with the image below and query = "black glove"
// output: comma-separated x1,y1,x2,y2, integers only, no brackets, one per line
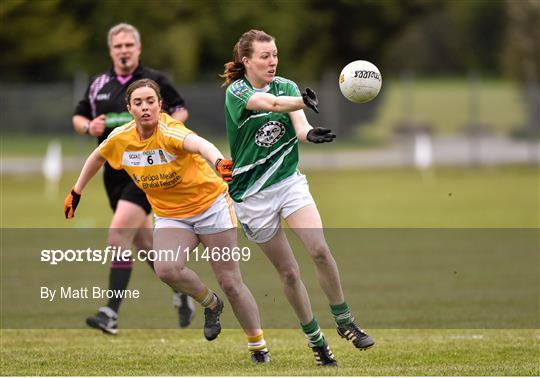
302,87,319,113
64,188,81,219
306,127,336,143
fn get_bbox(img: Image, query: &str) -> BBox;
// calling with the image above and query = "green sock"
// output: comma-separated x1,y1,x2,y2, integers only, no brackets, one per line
301,317,325,347
330,302,353,326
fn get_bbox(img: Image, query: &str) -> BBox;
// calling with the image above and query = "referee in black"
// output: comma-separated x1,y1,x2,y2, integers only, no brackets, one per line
72,23,195,334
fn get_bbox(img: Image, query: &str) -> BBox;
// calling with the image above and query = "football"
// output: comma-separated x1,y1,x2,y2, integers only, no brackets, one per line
339,60,382,103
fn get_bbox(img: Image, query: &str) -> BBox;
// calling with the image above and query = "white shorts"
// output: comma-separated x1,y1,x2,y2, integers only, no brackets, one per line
233,172,315,243
154,193,237,234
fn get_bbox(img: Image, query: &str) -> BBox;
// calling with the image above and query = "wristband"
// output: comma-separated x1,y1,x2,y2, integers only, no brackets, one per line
82,121,90,134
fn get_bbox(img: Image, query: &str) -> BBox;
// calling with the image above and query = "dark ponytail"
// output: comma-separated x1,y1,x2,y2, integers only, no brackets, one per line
221,60,245,87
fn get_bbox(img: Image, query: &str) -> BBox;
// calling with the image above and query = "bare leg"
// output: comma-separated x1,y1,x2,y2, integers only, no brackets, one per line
259,228,313,324
285,204,344,305
132,216,153,265
200,229,262,336
152,227,207,297
108,199,149,251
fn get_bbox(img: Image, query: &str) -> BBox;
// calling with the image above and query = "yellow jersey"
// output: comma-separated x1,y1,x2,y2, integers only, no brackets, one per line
98,113,227,218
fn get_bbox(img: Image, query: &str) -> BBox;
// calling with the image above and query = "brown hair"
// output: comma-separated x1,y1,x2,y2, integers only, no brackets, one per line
221,29,275,86
125,79,162,105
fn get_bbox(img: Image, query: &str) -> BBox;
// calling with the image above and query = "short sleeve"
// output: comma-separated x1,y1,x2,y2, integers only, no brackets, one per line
73,83,92,118
225,80,255,121
163,121,194,154
285,79,301,97
97,136,122,170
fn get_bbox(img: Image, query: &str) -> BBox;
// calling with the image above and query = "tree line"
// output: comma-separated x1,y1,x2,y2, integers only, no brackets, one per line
0,0,537,83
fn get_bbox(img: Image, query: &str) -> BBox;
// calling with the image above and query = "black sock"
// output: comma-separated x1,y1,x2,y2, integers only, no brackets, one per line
106,268,132,313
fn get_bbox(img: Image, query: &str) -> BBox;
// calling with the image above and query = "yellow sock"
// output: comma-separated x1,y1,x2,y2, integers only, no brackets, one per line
193,287,218,310
247,331,268,353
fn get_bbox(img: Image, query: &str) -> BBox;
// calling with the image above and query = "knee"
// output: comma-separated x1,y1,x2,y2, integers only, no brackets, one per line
136,237,153,252
217,275,242,300
107,229,126,248
309,243,332,266
155,264,182,285
280,267,301,287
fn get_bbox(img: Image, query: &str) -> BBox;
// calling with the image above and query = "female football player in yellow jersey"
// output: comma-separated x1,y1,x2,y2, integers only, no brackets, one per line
64,78,270,363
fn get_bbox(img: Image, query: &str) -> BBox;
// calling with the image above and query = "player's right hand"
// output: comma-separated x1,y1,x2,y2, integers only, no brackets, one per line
302,87,319,114
89,115,106,137
215,158,233,182
64,188,81,219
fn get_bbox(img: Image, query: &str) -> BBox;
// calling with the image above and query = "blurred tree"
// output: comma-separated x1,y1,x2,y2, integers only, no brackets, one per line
0,0,516,82
449,0,506,74
502,0,539,139
502,0,539,82
383,0,507,76
382,8,464,75
0,0,87,81
319,0,441,71
196,0,332,82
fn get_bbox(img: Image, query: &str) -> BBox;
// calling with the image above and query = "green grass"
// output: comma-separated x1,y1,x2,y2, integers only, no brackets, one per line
0,134,97,157
0,133,387,157
2,166,537,228
1,329,538,375
361,79,526,142
1,166,538,375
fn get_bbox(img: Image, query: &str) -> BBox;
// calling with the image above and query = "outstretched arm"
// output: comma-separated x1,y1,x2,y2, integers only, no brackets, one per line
183,134,224,165
183,134,233,181
64,149,106,219
290,110,336,144
289,109,313,142
246,92,305,113
246,87,319,114
73,149,106,193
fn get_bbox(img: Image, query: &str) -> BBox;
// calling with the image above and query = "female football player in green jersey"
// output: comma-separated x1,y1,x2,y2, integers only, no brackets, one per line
221,29,374,367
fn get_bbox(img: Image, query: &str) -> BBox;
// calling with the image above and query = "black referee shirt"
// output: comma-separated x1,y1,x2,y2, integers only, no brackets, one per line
74,63,186,144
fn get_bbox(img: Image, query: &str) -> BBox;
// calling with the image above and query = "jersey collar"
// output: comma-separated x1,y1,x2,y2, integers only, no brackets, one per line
244,76,271,93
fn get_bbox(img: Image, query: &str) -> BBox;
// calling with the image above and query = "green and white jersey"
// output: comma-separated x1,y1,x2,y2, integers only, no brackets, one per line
225,76,301,202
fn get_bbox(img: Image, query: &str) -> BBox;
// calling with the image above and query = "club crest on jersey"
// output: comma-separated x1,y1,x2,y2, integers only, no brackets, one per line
255,121,285,147
231,81,250,97
158,150,167,163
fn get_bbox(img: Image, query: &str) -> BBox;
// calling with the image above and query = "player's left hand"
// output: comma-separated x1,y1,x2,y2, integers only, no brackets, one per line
64,188,81,219
215,158,233,182
307,127,336,143
302,87,319,113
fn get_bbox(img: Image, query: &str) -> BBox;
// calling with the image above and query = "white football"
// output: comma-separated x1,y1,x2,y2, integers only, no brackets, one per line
339,60,382,103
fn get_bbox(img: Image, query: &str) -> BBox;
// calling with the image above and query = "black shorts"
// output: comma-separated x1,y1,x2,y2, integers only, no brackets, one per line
103,163,152,214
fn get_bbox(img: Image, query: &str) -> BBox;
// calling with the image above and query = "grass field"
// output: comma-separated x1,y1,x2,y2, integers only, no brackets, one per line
1,329,538,376
1,166,538,375
2,166,538,228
